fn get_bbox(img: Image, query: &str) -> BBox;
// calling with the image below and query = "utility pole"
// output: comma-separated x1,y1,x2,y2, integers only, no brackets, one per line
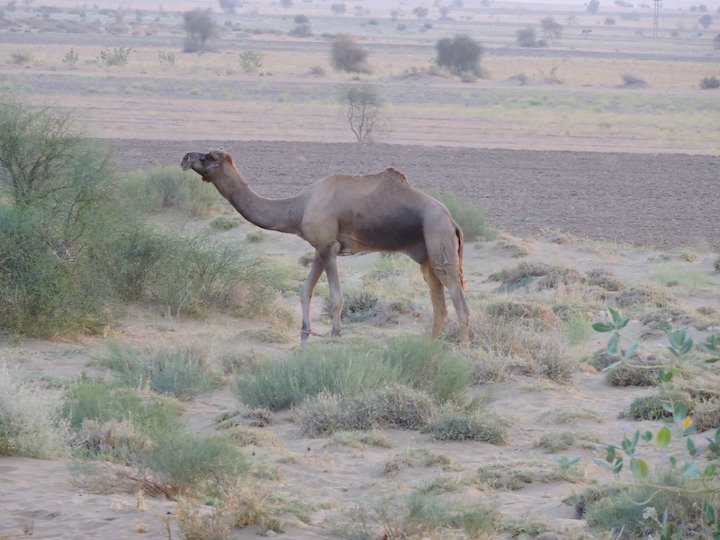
653,0,661,38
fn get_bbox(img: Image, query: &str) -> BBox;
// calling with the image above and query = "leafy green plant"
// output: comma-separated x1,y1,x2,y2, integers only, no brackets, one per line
591,307,720,537
62,48,78,65
239,50,263,72
97,47,131,66
158,50,175,66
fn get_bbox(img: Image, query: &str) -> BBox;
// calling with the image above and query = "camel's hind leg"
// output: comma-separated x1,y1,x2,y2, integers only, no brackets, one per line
447,278,470,348
420,259,448,340
300,251,325,345
425,234,471,348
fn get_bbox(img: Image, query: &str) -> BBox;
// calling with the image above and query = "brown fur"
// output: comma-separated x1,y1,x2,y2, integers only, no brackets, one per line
181,148,470,347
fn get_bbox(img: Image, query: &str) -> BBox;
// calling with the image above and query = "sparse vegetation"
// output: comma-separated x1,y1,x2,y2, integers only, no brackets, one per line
330,34,370,73
0,364,68,459
338,82,384,143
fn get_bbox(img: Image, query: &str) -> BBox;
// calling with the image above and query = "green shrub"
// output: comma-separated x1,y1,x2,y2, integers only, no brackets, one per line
423,409,507,444
0,101,120,336
382,335,471,402
0,364,68,459
233,337,472,412
324,287,379,322
63,380,183,432
97,46,131,66
66,380,245,498
431,190,496,242
119,166,218,217
700,76,719,89
102,344,222,399
232,341,392,410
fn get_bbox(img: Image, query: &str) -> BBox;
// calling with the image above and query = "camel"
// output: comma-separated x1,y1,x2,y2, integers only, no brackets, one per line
181,148,470,347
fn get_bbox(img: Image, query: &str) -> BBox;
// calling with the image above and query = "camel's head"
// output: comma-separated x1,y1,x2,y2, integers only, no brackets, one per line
181,148,230,182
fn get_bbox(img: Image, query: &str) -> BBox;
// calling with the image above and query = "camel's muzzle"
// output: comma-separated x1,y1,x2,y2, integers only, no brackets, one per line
180,155,193,171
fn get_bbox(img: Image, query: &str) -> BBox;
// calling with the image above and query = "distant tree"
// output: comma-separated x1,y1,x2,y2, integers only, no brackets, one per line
714,34,720,49
294,14,309,23
439,6,451,19
218,0,239,15
435,34,483,77
413,6,429,19
289,23,312,37
331,3,346,15
390,9,399,21
281,0,293,8
517,26,543,47
699,14,713,28
330,34,370,73
699,4,708,11
587,0,600,13
183,8,218,53
338,83,384,143
541,16,563,43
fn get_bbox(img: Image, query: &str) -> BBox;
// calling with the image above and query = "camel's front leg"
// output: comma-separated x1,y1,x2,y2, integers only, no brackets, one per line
421,259,448,340
300,251,325,345
319,242,343,338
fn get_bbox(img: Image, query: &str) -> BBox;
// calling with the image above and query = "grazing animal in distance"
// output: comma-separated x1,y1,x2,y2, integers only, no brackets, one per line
181,148,470,347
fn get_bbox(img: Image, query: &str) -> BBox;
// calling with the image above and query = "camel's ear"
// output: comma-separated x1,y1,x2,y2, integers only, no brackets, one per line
209,147,228,163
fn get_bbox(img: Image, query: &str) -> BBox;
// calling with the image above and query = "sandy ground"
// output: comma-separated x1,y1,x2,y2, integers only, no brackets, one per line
2,209,719,538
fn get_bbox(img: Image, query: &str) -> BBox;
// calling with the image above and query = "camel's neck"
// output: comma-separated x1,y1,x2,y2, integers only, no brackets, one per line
212,163,302,234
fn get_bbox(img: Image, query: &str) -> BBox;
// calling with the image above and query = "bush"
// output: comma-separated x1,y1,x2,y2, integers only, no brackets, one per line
119,166,219,216
233,337,472,411
330,34,370,73
289,23,312,37
97,47,131,66
423,409,507,444
63,380,183,432
0,364,68,459
431,190,496,242
0,101,119,336
66,380,244,498
382,336,471,402
435,34,483,77
295,385,437,436
232,341,392,410
700,76,720,89
102,344,222,400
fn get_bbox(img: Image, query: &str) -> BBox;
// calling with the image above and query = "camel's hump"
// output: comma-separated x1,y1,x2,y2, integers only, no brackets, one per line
382,166,411,185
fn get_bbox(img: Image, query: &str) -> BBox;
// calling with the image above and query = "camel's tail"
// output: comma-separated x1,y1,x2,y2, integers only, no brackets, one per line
455,223,466,292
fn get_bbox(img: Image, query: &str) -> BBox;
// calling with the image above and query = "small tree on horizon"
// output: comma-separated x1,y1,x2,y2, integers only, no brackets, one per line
541,16,563,43
587,0,600,13
183,8,218,53
435,34,483,77
338,83,384,143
